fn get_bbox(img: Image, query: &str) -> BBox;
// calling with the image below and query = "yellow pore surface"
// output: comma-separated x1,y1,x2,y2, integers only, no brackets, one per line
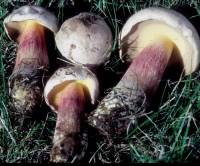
19,20,45,37
151,37,174,60
127,20,192,65
48,79,92,111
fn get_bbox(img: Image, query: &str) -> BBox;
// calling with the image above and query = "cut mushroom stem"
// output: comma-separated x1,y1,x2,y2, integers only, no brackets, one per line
88,7,200,142
44,66,99,162
4,6,58,115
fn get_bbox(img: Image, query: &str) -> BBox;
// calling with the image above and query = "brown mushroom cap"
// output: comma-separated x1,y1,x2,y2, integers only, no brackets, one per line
44,66,99,112
119,7,200,75
3,5,58,41
55,12,113,67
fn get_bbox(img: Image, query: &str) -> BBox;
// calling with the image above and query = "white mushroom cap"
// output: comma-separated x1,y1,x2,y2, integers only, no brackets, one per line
3,5,58,40
119,7,200,75
55,12,113,67
44,66,99,112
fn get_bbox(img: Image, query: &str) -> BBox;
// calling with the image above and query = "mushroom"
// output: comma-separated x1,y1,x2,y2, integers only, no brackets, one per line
87,7,200,141
44,66,99,162
55,12,112,69
3,5,58,115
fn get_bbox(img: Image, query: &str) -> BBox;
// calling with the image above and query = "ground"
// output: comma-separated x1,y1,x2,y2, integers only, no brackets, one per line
0,0,200,163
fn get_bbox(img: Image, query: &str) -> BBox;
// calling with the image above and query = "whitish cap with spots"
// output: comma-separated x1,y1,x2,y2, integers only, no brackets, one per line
3,5,58,40
119,7,200,75
44,66,99,112
55,12,113,67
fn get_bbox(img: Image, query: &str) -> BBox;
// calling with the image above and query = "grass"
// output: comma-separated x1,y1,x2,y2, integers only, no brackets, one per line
0,0,200,163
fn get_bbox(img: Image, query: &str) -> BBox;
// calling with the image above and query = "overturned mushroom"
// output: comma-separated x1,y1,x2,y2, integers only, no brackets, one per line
44,66,99,162
3,5,58,115
88,7,200,141
55,12,112,69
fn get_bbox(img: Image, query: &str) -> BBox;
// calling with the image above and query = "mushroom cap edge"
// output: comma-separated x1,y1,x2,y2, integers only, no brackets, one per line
119,7,200,75
44,66,99,112
3,5,58,41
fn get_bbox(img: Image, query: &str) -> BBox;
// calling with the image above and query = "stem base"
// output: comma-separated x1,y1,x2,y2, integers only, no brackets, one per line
9,62,47,115
88,85,147,142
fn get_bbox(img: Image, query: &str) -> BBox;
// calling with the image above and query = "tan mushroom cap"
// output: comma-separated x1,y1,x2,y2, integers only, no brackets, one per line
3,5,58,40
119,7,200,75
55,12,113,67
44,66,99,112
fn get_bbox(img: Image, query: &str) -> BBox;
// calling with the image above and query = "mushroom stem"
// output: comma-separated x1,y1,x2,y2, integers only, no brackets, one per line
44,66,99,162
50,82,87,163
121,38,173,97
88,38,174,140
14,21,48,70
9,21,49,115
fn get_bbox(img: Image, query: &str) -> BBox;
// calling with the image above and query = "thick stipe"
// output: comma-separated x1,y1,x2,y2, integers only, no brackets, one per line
15,21,48,70
8,21,50,115
56,82,86,133
9,21,49,115
51,82,87,162
88,39,173,141
121,40,173,96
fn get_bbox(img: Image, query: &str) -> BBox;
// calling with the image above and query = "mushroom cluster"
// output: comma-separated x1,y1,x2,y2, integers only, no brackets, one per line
4,5,200,163
4,7,112,162
44,12,112,162
88,7,200,141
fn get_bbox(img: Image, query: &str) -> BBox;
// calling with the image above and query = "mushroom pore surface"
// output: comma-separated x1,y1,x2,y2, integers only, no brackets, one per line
47,80,90,112
121,20,194,74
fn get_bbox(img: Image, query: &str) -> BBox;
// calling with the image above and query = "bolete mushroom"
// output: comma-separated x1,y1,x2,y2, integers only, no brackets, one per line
55,12,112,69
44,66,99,162
88,7,200,141
3,5,58,115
